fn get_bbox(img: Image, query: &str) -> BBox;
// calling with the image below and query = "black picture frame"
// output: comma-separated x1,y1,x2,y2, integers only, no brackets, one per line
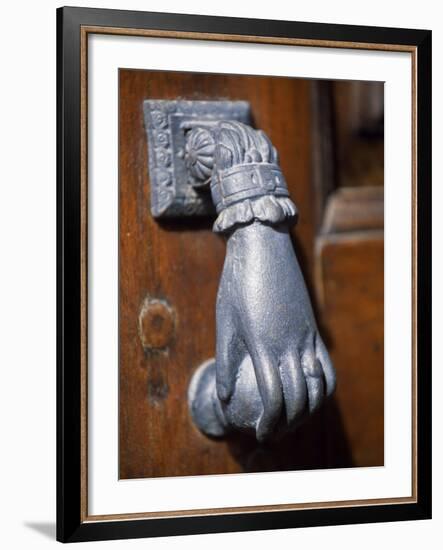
57,6,432,543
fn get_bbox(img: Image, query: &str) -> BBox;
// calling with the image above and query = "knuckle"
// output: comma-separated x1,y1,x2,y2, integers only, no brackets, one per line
302,357,323,378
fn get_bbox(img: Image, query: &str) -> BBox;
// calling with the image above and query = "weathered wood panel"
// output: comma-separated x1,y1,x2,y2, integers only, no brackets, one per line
316,187,384,467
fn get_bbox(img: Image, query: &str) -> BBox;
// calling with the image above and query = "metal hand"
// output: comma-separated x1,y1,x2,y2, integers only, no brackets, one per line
188,121,335,442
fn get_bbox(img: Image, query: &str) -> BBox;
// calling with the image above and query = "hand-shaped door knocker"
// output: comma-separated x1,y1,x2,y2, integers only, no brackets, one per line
144,100,336,443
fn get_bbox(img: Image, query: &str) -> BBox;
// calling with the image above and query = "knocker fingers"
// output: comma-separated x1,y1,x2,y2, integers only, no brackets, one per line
301,334,325,414
315,335,336,397
215,288,245,404
248,347,284,442
278,348,307,427
215,318,241,403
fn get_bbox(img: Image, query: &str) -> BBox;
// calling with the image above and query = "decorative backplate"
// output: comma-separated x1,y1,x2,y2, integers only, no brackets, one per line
143,100,251,218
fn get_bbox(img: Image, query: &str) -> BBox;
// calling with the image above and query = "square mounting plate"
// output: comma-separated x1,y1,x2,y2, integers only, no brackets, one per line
143,100,251,218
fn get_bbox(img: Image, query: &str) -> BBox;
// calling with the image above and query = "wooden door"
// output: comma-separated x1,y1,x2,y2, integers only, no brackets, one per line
119,70,384,479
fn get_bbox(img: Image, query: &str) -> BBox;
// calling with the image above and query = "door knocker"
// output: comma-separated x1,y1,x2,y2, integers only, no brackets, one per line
144,100,336,443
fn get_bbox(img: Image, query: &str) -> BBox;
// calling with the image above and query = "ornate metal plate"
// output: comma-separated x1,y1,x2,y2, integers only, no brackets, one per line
143,100,251,218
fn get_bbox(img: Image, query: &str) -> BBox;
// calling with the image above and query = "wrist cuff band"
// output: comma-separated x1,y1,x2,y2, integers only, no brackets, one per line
211,162,289,213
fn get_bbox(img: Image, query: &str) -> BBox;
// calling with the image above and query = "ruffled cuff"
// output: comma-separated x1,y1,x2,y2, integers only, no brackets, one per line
213,195,298,234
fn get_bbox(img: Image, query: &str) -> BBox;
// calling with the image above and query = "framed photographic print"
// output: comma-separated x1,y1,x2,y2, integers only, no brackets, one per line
57,6,432,543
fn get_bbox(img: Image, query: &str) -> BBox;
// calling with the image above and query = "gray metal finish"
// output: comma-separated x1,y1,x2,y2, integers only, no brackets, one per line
146,101,336,442
143,100,250,217
189,220,335,442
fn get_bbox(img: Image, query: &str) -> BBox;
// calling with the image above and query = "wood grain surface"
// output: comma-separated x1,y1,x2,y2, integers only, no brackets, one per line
316,187,384,467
